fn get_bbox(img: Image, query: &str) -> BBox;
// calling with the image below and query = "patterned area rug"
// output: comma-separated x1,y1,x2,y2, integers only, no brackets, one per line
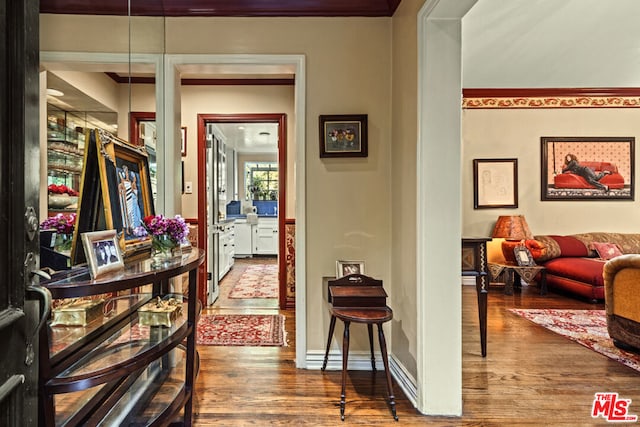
197,314,286,346
228,264,278,299
510,309,640,372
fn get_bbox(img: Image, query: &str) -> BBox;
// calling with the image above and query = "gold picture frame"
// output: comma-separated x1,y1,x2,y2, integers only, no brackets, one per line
81,229,124,278
72,129,155,264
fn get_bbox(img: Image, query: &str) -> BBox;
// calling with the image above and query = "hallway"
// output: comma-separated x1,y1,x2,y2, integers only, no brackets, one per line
211,257,279,311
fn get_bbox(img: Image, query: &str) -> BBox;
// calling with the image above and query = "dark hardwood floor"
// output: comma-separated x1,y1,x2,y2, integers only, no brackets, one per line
193,278,640,425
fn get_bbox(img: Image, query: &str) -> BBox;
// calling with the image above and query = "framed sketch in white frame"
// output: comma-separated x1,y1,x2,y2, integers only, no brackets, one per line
336,260,365,278
81,230,125,279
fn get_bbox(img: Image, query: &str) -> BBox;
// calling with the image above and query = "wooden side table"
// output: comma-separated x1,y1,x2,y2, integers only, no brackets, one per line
488,263,547,295
321,276,397,422
462,237,490,357
321,306,397,421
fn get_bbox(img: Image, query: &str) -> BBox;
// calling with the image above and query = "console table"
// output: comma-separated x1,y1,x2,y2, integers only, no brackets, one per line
39,248,205,426
462,237,490,357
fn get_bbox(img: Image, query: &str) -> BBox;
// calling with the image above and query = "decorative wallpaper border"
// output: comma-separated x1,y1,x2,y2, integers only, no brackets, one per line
462,88,640,109
285,219,295,309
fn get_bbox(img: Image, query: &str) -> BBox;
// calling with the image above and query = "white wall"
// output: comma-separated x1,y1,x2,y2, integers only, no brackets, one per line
180,85,295,219
40,14,394,355
463,0,640,88
462,107,640,239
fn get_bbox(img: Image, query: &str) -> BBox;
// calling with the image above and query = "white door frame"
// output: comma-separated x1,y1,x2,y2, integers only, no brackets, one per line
416,0,477,415
40,52,308,367
164,54,307,367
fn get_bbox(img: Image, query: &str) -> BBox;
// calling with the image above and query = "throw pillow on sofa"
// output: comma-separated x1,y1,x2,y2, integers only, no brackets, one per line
524,239,546,260
590,242,623,260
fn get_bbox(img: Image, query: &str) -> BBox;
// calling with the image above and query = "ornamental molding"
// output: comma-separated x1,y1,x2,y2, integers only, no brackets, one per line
462,88,640,109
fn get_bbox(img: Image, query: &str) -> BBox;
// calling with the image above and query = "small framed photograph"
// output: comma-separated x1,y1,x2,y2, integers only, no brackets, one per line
181,126,187,157
81,230,125,279
514,246,536,267
319,114,368,158
336,260,365,278
473,158,518,209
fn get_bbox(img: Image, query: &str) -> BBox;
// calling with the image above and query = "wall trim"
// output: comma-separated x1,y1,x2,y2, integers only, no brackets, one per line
463,87,640,109
390,355,418,409
105,72,295,86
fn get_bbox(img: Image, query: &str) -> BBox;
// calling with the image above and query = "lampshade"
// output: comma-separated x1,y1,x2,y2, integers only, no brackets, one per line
492,215,533,241
492,215,533,263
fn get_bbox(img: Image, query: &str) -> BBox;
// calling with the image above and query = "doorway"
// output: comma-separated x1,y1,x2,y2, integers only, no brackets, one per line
197,113,288,310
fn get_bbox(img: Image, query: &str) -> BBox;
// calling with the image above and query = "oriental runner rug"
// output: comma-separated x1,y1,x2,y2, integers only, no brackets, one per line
510,308,640,373
197,314,286,347
228,264,278,299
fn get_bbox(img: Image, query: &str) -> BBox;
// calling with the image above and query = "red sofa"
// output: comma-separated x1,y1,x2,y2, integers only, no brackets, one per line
530,233,640,302
554,161,624,189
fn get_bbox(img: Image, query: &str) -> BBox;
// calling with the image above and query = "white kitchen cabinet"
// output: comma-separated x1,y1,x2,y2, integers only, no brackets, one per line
234,220,253,257
218,221,235,279
254,217,278,255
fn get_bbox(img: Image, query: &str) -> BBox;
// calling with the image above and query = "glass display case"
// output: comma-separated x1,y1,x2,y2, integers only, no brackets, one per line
39,249,204,426
46,106,85,212
46,105,118,215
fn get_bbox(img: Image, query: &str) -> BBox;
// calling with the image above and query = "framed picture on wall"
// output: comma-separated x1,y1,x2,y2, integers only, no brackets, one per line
541,136,635,201
181,126,187,156
473,158,518,209
319,114,368,158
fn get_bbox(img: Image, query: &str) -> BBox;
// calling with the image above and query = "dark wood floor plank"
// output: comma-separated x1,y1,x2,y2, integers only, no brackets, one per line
193,267,638,425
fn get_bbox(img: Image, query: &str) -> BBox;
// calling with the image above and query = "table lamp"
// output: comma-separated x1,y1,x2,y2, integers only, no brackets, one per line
491,215,533,263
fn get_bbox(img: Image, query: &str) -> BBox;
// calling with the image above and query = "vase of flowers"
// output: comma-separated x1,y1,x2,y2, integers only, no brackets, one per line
134,214,189,266
40,213,76,252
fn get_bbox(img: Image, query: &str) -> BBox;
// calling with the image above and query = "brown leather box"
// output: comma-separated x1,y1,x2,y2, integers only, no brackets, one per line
329,285,387,308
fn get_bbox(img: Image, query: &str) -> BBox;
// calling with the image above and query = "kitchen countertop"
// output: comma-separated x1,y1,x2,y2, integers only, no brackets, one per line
226,214,278,220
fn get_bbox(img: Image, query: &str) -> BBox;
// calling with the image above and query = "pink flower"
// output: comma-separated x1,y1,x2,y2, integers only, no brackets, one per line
40,213,76,234
137,214,189,245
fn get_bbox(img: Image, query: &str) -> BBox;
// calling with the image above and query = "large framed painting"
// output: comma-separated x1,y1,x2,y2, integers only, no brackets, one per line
541,136,635,201
473,158,518,209
72,129,155,263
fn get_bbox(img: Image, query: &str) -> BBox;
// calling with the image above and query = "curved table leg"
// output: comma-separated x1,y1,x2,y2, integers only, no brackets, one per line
340,321,350,421
322,315,337,371
377,323,398,421
367,323,376,371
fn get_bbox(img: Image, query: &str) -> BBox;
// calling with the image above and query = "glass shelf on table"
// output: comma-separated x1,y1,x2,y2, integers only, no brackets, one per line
54,382,110,426
49,291,152,360
47,294,190,393
96,347,190,426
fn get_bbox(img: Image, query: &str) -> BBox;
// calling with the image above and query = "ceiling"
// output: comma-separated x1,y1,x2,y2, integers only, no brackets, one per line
216,123,279,154
39,0,402,17
46,72,119,133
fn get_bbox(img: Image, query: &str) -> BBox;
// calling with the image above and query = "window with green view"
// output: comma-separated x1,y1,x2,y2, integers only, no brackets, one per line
245,162,278,200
